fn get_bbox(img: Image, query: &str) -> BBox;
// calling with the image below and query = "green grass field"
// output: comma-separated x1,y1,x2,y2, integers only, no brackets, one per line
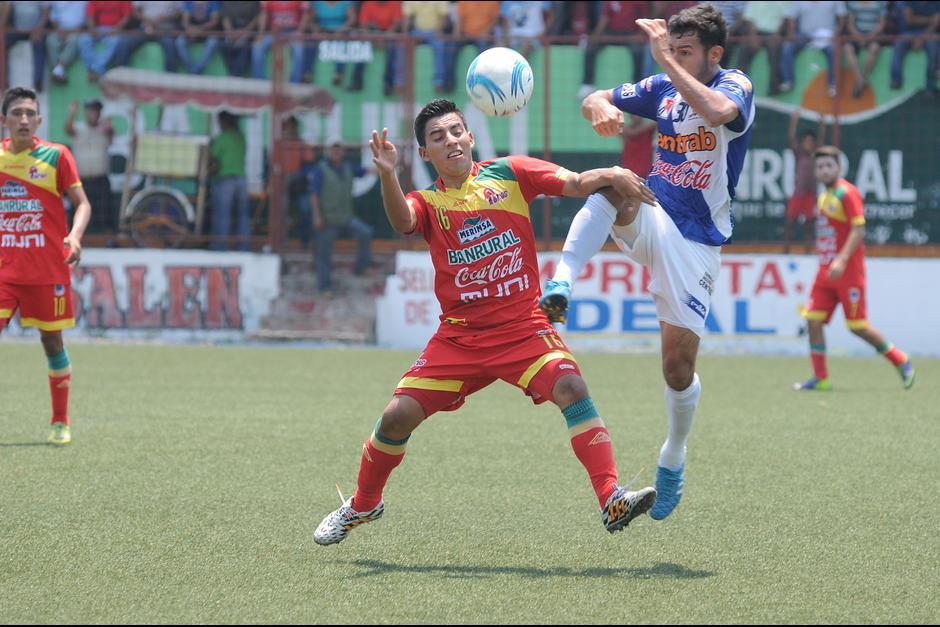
1,343,938,623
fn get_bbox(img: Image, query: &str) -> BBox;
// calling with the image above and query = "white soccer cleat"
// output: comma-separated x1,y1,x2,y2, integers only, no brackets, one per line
601,485,657,533
314,497,384,546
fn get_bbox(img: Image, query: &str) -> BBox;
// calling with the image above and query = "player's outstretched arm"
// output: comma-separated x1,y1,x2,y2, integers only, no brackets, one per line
581,89,624,138
64,185,91,267
370,128,416,234
562,166,656,206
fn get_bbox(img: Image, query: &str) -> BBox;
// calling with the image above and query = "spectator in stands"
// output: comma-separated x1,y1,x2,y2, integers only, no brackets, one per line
307,0,358,87
210,111,251,252
450,1,501,91
500,1,553,61
66,99,116,246
710,1,748,69
550,1,600,38
780,1,847,98
736,0,788,95
842,1,888,98
353,1,404,95
280,115,317,246
48,1,88,85
890,1,940,95
784,108,826,254
128,0,182,73
403,1,453,92
252,0,309,82
1,1,50,92
79,0,134,82
578,1,650,100
176,1,221,74
309,141,373,293
220,1,260,77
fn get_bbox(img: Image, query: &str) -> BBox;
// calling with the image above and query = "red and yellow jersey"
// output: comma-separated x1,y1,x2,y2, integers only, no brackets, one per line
0,137,82,286
816,178,866,284
405,156,570,336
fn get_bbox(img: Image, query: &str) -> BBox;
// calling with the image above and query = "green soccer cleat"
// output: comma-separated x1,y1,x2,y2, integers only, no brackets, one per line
793,377,832,391
899,360,915,390
48,423,71,446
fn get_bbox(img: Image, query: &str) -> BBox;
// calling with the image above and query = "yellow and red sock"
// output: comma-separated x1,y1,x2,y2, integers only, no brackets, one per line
564,397,618,507
47,349,71,426
352,418,408,512
810,343,828,380
879,342,907,367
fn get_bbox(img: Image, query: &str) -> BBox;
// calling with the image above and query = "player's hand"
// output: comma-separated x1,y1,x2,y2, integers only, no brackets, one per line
63,234,82,267
588,98,624,137
827,258,846,281
369,128,398,175
611,167,657,206
636,18,671,68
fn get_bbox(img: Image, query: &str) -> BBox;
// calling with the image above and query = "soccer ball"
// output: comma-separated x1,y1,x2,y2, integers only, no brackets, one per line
465,47,534,117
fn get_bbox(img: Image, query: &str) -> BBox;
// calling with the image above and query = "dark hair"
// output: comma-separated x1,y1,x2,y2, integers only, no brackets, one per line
800,130,817,141
414,99,467,148
668,3,727,50
218,110,238,128
814,145,841,162
2,87,38,115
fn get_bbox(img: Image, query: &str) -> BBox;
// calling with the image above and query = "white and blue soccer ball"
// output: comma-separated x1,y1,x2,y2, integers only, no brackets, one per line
465,47,534,117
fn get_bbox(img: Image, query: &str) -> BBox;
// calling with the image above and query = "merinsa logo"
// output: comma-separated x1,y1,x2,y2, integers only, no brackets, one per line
658,126,716,154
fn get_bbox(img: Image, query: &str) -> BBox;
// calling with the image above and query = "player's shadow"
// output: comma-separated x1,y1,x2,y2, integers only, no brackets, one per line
340,559,714,580
0,442,50,447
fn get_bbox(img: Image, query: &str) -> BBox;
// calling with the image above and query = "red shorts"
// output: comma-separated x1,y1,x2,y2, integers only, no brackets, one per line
394,323,582,417
805,276,868,329
0,282,75,332
787,192,817,220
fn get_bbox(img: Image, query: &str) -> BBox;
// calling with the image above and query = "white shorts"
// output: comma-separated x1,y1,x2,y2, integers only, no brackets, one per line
609,201,721,337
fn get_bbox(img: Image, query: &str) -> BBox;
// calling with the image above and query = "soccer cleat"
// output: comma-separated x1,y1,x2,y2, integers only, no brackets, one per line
899,360,915,390
793,377,832,391
48,423,71,446
539,279,571,323
649,465,684,520
314,497,384,546
601,485,657,533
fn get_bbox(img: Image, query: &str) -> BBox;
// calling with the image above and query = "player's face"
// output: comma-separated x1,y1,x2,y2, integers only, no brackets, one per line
2,98,41,144
815,156,840,186
419,113,475,179
669,32,722,82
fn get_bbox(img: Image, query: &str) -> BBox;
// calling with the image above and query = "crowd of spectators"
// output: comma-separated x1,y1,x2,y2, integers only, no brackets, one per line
0,2,934,97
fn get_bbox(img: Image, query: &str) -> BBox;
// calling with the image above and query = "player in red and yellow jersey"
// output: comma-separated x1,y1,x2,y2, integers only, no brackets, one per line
315,99,659,545
0,87,92,445
795,145,914,391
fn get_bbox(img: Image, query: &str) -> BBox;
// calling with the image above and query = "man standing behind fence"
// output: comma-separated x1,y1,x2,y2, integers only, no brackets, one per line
66,99,115,246
308,140,373,294
209,111,250,252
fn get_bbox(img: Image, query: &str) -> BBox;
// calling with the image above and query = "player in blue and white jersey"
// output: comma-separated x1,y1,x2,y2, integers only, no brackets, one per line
540,3,755,521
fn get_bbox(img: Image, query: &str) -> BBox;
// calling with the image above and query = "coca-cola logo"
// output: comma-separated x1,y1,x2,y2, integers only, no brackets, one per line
0,212,42,232
650,158,714,190
454,247,524,288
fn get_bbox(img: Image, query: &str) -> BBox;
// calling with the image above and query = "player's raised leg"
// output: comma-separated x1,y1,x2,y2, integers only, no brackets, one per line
551,373,656,532
314,395,424,546
850,324,915,390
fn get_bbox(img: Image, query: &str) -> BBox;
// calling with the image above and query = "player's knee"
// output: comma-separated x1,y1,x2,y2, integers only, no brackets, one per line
662,356,694,391
39,331,64,356
379,395,426,440
551,374,588,408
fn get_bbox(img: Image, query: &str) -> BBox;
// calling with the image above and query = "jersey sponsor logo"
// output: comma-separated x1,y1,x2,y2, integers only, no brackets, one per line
0,199,43,213
0,212,41,232
457,216,496,244
619,83,637,99
681,291,707,319
699,271,715,296
446,229,521,265
726,71,752,93
28,165,47,180
649,158,714,190
0,181,28,198
483,187,509,206
640,77,653,92
454,247,524,288
657,126,716,153
1,232,44,248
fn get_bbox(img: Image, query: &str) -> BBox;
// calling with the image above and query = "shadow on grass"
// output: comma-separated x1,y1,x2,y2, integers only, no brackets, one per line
0,442,49,447
341,559,714,580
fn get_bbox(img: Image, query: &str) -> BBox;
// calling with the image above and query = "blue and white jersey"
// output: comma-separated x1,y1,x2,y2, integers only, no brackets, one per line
612,68,755,246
